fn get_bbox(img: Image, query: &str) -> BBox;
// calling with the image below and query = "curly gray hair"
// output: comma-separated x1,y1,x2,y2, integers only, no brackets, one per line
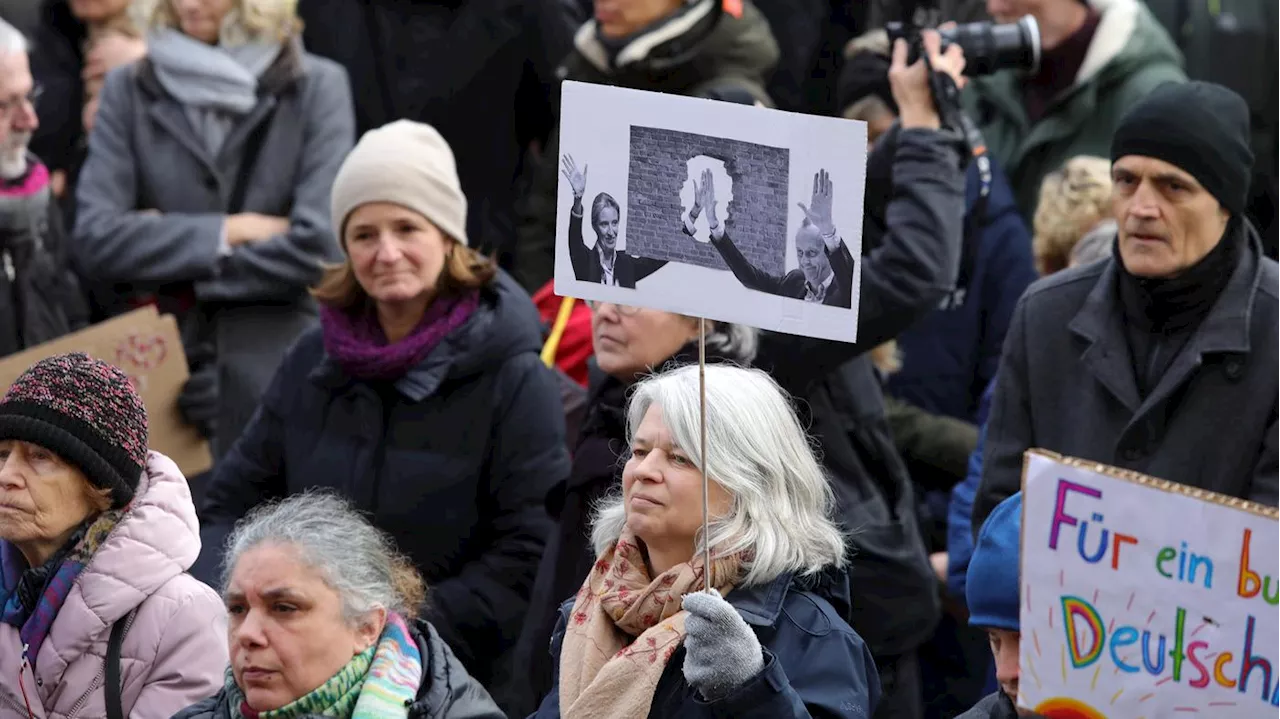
221,492,426,623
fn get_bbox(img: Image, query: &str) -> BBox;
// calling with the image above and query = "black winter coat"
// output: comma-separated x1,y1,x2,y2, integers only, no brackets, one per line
974,227,1279,530
172,620,505,719
956,691,1020,718
195,273,571,688
512,128,965,714
295,0,566,262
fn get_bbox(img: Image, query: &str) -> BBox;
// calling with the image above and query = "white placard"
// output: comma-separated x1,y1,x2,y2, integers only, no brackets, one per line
553,81,868,343
1019,450,1279,718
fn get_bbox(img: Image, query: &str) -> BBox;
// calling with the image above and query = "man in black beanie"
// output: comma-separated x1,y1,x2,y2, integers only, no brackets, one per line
973,80,1279,531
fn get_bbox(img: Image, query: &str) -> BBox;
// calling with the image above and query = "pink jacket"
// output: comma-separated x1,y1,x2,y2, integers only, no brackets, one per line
0,452,228,719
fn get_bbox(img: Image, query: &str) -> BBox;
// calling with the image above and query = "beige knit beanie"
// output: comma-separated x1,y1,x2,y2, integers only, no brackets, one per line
330,120,469,247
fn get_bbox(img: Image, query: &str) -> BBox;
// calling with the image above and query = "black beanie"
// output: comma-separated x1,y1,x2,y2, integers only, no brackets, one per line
0,353,149,508
1110,81,1254,215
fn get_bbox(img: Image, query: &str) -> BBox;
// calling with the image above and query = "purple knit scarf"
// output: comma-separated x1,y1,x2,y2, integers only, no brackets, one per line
320,291,480,381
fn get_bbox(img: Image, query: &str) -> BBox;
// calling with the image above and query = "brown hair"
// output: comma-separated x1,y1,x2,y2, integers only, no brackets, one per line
1032,156,1114,276
388,553,427,617
310,239,497,311
148,0,301,44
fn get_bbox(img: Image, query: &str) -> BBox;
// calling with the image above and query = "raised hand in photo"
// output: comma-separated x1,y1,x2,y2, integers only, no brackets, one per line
562,154,588,200
700,168,719,227
797,169,836,237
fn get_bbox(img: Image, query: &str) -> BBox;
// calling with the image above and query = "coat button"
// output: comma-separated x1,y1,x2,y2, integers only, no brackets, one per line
1224,357,1244,382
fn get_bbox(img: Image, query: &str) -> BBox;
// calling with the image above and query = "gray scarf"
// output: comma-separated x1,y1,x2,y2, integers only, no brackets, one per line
146,29,282,156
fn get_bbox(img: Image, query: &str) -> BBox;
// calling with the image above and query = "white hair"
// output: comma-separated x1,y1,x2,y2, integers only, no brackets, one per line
0,18,28,55
591,364,846,587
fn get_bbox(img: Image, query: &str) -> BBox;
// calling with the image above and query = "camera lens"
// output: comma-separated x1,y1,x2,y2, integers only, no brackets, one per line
940,15,1041,76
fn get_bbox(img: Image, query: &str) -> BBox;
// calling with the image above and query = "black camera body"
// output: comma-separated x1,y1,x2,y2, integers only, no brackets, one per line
885,10,1041,76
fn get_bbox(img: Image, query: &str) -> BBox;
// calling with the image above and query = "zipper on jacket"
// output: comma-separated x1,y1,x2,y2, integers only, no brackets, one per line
3,250,14,282
5,644,37,719
66,610,139,719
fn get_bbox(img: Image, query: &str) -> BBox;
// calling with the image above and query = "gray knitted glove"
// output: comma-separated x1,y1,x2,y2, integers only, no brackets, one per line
681,589,765,700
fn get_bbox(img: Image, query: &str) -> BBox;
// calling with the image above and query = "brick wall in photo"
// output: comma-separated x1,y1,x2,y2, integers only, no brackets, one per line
625,126,789,273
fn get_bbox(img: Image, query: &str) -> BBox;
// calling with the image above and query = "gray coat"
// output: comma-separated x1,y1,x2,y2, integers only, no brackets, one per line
973,233,1279,531
72,42,354,461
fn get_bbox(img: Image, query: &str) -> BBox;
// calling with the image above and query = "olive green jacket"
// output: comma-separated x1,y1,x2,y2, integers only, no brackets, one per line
962,0,1186,216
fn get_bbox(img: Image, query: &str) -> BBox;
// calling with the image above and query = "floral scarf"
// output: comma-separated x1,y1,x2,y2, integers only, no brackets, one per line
558,528,744,719
0,508,125,668
229,613,423,719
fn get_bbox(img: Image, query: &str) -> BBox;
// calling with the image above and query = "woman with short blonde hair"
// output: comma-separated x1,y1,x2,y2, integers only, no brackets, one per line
1032,156,1114,275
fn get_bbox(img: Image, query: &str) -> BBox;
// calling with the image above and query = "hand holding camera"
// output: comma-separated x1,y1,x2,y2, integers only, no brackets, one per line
890,30,967,131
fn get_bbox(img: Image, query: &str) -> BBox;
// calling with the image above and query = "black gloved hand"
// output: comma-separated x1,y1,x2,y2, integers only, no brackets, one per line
178,344,218,440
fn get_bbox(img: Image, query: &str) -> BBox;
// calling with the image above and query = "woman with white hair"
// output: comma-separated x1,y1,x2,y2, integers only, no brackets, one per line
531,364,879,718
174,492,504,719
72,0,355,465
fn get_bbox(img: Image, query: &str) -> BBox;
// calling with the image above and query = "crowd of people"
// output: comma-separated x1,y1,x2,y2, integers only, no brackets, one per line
0,0,1275,717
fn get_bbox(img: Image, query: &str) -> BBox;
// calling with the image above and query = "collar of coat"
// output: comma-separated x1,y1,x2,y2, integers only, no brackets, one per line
134,36,305,102
1067,222,1267,412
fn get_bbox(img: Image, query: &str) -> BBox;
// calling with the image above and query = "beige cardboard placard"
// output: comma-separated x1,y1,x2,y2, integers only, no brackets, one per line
0,307,212,477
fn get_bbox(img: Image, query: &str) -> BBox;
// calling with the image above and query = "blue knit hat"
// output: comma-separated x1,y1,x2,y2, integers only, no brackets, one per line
967,492,1023,631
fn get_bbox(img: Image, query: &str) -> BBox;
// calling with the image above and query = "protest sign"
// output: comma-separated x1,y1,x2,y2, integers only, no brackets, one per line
0,306,212,477
554,81,868,343
1019,450,1279,718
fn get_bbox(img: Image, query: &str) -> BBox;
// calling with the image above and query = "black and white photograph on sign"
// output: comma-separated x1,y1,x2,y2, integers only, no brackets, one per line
553,81,867,343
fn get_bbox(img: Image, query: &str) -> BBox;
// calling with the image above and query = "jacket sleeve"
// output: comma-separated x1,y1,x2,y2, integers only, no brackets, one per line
629,254,668,283
1250,409,1279,507
947,380,994,601
426,355,568,672
975,204,1036,407
754,128,965,394
513,127,562,293
127,586,229,719
697,635,880,718
884,395,979,486
194,63,354,303
972,295,1033,534
568,202,590,282
192,358,294,584
430,626,507,719
529,606,570,717
708,229,791,295
72,67,226,285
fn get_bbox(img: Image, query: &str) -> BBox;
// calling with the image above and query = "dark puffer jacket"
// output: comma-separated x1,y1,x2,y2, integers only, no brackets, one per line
511,0,780,293
171,620,505,719
194,273,570,690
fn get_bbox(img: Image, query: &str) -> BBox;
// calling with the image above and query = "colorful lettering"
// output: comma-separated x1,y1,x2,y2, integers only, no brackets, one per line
1062,596,1105,668
1168,607,1186,681
1157,546,1177,578
1110,532,1137,570
1239,615,1273,701
1187,641,1211,688
1077,514,1109,564
1050,480,1102,551
1109,627,1140,673
1239,528,1262,598
1216,652,1238,689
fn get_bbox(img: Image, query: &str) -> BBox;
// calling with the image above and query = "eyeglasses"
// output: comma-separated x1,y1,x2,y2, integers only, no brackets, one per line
0,84,42,117
587,300,641,316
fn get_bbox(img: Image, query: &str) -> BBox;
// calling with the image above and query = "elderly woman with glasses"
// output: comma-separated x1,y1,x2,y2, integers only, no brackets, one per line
530,364,878,717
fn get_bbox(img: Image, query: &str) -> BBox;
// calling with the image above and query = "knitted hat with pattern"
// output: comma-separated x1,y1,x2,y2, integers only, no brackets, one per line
0,353,149,508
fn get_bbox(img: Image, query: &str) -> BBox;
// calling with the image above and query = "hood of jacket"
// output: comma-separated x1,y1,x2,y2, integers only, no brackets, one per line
968,0,1183,112
565,0,778,100
39,450,200,668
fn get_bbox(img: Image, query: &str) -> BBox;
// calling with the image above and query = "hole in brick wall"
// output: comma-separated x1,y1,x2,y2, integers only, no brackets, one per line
680,156,734,244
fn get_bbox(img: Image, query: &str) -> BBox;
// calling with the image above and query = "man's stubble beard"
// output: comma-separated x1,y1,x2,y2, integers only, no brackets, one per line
0,131,31,181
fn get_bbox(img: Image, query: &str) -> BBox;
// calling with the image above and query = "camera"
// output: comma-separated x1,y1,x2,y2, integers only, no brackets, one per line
886,15,1041,76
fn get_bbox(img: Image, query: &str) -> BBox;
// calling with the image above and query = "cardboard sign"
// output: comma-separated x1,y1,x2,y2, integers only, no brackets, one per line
0,307,212,477
1019,450,1279,718
554,81,868,343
